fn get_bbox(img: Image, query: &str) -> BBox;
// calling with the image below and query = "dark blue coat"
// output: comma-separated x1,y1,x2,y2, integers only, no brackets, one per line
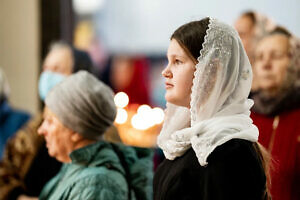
0,100,30,158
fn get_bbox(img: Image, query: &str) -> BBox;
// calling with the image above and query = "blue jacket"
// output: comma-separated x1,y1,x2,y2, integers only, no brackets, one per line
0,100,30,159
39,141,153,200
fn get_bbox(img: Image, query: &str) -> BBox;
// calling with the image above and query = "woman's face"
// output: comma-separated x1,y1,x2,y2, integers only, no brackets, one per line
235,16,255,57
254,34,290,95
38,107,75,163
111,56,134,90
162,39,196,107
43,47,73,75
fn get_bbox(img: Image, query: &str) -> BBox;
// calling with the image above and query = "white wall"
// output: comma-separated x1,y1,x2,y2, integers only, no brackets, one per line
94,0,300,54
0,0,40,114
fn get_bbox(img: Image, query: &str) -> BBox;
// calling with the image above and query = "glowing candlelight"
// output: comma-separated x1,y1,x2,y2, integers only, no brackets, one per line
115,108,128,124
114,92,129,108
151,107,165,124
131,114,148,130
137,104,151,115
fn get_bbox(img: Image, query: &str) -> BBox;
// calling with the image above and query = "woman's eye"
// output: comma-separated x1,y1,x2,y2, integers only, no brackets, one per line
175,59,182,65
255,54,263,62
272,52,286,60
44,117,53,125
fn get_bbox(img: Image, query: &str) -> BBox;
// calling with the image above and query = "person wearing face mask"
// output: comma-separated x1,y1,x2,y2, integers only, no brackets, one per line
0,68,30,159
251,27,300,200
0,41,95,200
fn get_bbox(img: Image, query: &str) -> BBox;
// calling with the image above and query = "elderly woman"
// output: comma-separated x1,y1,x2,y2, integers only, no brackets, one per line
38,71,153,200
0,42,95,200
251,27,300,200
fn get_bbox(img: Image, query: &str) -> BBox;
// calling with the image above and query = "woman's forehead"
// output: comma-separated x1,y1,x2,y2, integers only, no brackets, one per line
43,106,56,118
258,34,290,52
167,39,188,58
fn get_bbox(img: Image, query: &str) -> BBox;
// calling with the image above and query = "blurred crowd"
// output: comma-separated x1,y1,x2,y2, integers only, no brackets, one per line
0,10,299,200
236,11,300,200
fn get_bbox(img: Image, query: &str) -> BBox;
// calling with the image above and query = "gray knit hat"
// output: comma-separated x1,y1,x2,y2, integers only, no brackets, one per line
45,71,117,140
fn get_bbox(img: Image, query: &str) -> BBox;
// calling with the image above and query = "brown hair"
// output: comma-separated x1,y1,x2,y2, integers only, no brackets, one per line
171,17,210,63
171,18,271,199
269,26,292,37
241,11,257,25
253,143,272,200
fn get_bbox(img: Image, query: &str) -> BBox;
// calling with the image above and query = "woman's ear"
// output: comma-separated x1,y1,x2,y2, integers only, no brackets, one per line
71,132,84,143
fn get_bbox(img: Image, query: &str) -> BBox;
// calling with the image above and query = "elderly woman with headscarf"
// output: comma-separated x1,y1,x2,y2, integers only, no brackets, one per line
0,42,97,200
153,17,269,200
38,71,153,200
0,68,30,159
251,27,300,200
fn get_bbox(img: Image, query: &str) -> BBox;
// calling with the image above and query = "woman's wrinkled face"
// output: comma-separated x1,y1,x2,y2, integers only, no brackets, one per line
254,34,290,95
162,39,196,107
38,107,75,163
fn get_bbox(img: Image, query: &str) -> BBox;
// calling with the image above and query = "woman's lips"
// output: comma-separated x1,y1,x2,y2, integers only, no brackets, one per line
165,82,174,89
45,138,50,148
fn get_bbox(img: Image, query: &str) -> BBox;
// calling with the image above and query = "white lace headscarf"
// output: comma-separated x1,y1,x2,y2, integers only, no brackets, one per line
157,17,259,166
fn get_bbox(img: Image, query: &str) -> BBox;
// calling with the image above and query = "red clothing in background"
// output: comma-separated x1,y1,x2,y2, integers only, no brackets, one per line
251,109,300,200
122,58,150,105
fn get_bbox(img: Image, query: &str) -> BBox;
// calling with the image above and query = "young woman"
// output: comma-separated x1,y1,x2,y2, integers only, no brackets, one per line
153,17,269,200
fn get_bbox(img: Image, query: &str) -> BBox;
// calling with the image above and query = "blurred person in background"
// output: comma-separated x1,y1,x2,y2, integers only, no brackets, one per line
101,55,150,105
235,11,275,93
251,27,300,200
0,68,30,159
38,71,153,200
0,41,95,200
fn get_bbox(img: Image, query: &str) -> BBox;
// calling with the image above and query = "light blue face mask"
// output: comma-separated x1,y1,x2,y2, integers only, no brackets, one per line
38,71,67,101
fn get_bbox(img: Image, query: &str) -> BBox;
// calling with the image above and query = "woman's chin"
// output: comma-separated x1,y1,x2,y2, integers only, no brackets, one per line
165,97,189,108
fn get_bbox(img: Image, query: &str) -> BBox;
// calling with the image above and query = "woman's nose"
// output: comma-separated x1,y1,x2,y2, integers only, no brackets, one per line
262,56,272,70
162,65,172,78
37,122,46,136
